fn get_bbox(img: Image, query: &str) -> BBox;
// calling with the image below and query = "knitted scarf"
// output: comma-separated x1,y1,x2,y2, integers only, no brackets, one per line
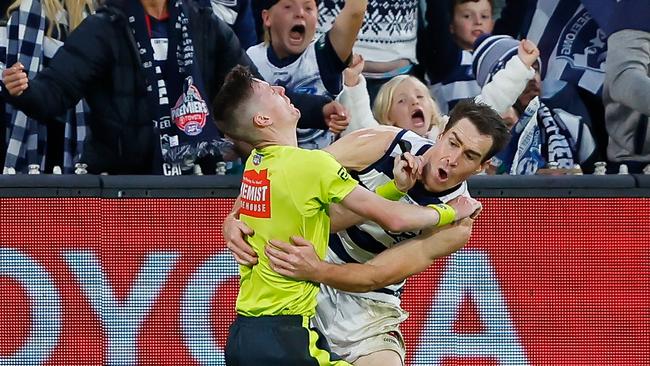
126,0,226,175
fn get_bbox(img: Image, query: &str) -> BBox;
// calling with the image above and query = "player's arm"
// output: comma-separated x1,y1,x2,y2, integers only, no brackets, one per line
327,0,368,62
336,184,480,234
324,126,399,171
329,151,423,233
266,218,474,292
326,127,423,232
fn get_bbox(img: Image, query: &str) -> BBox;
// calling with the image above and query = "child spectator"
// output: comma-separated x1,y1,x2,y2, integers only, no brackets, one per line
340,37,538,142
420,0,494,114
2,0,95,173
247,0,366,149
472,34,598,175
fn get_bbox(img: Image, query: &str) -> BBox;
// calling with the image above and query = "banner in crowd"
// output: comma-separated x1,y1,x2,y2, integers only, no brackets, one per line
525,0,608,95
0,197,648,365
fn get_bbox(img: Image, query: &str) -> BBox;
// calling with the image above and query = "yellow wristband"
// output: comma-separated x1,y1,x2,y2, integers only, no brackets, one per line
375,180,406,201
427,203,456,227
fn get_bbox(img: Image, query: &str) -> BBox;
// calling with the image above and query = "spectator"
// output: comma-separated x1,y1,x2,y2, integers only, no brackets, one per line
495,0,609,160
420,0,494,114
211,0,258,49
472,34,598,175
2,0,95,174
339,37,537,141
317,0,419,103
247,0,366,149
1,0,339,175
604,29,650,173
583,0,650,174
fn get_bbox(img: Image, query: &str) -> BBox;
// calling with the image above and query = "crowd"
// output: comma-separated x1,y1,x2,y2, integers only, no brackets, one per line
2,1,648,365
0,0,648,175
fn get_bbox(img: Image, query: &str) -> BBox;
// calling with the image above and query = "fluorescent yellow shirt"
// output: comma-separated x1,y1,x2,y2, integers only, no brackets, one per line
236,145,357,317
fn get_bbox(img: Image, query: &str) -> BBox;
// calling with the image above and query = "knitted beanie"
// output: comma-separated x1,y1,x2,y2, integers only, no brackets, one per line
472,34,537,88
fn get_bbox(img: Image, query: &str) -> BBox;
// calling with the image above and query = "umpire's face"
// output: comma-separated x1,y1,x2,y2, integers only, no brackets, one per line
251,79,301,128
421,118,493,192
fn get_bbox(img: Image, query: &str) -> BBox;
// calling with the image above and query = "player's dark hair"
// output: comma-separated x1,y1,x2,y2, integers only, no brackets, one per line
444,99,511,162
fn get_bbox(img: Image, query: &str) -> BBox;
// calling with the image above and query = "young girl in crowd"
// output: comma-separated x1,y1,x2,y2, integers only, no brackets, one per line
3,0,95,173
339,38,541,143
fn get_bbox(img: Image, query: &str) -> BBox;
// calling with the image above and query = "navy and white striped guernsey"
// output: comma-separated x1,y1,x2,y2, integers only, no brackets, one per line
326,129,469,305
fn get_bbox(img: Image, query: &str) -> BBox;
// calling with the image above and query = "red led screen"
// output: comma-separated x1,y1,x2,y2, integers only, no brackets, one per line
0,197,648,365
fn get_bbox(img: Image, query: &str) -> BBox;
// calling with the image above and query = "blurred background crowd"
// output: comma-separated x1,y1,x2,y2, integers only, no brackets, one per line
0,0,648,176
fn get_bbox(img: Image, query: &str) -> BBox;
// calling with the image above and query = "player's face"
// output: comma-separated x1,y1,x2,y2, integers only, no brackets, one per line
387,78,437,137
252,79,301,126
264,0,318,59
450,0,494,50
421,118,493,192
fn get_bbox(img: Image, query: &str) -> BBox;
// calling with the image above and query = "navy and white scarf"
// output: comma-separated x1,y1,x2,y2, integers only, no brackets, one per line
494,97,576,175
127,0,227,175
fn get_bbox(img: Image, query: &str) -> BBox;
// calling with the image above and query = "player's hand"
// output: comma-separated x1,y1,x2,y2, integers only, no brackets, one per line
446,196,482,221
343,54,364,87
517,39,540,69
223,214,257,266
392,152,422,192
323,101,349,134
2,62,28,96
266,236,322,281
431,217,475,256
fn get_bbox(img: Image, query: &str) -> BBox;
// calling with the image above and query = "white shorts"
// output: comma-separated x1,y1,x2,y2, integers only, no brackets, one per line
313,285,409,364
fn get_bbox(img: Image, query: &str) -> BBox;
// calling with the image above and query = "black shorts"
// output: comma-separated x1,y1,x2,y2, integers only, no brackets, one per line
225,315,350,366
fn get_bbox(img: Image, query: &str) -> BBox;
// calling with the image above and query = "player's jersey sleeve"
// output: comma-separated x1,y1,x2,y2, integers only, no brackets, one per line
290,150,358,206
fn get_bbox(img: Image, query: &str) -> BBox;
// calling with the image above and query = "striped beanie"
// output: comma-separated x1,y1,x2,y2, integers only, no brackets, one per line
472,34,533,88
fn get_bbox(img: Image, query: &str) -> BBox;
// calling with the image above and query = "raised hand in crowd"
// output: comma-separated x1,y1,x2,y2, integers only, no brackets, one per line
343,53,365,87
518,39,541,69
2,63,28,97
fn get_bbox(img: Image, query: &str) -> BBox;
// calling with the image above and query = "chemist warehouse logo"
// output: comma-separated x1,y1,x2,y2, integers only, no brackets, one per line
556,8,607,73
240,169,271,218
